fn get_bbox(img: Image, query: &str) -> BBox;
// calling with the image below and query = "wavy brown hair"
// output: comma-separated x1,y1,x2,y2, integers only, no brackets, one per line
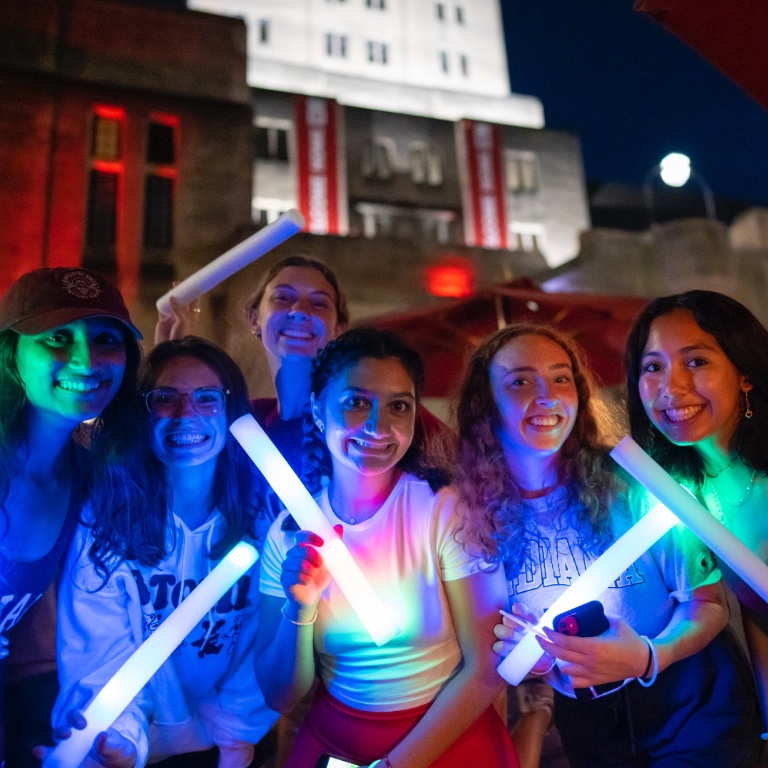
455,324,621,575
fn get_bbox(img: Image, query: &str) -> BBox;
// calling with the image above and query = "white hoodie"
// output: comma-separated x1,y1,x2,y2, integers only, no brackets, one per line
54,511,278,767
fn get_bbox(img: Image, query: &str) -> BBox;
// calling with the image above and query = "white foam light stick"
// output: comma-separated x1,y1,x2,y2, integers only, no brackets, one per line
611,436,768,603
43,542,258,768
156,209,305,316
498,500,678,685
230,414,400,646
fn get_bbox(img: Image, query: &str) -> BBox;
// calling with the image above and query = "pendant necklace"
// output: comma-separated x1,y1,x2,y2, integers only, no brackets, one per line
708,470,757,524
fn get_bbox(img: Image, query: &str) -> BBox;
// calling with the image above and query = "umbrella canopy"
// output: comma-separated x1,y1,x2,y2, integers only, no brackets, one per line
636,0,768,111
365,279,649,398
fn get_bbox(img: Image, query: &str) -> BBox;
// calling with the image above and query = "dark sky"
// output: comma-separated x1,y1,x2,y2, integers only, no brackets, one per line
500,0,768,205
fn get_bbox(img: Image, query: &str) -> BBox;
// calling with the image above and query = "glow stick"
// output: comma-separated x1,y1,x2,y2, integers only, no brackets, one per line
230,415,400,646
498,501,678,685
611,436,768,603
44,542,258,768
156,209,305,315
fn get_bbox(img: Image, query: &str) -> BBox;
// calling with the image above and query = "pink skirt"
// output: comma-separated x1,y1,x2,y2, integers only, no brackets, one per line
285,684,519,768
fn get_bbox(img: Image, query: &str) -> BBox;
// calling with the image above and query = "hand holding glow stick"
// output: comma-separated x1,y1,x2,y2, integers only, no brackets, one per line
230,414,400,646
156,209,305,316
497,501,678,685
611,436,768,604
43,542,258,768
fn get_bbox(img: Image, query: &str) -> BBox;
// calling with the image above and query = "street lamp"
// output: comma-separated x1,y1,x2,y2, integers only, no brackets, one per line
643,153,716,224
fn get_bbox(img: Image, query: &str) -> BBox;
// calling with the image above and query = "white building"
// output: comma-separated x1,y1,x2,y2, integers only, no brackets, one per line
189,0,588,269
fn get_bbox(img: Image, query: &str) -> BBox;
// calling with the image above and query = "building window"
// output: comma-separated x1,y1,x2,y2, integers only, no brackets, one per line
143,117,177,252
258,19,269,44
456,5,464,24
326,32,348,58
436,3,444,20
367,41,388,64
459,54,469,76
439,51,449,73
509,222,545,254
255,125,289,161
366,0,386,7
505,151,539,194
84,107,125,272
91,115,121,160
409,146,443,187
362,139,393,181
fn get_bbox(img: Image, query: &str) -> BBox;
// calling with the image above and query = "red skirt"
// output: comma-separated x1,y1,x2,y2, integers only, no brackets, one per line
285,684,519,768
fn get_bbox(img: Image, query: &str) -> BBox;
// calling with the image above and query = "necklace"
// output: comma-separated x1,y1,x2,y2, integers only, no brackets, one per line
705,457,738,479
708,470,757,524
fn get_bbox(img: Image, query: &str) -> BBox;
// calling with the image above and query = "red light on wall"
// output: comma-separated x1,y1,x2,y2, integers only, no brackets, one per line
151,112,180,128
425,260,474,298
92,159,124,174
94,105,126,121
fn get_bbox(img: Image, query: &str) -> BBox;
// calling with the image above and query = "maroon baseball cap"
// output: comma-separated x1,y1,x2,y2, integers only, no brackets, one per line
0,267,142,339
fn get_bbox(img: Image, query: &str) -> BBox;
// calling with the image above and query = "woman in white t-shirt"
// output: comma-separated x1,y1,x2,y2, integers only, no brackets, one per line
255,328,519,768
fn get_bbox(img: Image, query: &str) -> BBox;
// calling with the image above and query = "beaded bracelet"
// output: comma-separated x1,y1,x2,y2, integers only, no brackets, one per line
637,635,658,687
281,603,318,626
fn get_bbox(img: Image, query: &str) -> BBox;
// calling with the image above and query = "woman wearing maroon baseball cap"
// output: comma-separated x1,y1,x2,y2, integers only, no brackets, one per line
0,267,142,765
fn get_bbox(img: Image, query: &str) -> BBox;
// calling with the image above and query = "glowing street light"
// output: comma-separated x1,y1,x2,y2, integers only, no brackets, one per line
659,152,691,187
643,152,716,223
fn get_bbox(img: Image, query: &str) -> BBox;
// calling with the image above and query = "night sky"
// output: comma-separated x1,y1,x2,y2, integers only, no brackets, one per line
500,0,768,205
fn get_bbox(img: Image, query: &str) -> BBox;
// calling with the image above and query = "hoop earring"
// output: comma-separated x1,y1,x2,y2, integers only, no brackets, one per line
745,390,753,419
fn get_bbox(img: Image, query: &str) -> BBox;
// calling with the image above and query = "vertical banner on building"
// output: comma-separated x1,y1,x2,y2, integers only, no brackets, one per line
456,120,507,249
294,96,348,235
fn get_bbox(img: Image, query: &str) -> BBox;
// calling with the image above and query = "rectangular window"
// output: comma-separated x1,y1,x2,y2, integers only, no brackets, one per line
143,175,174,249
367,41,388,64
505,151,539,194
91,116,121,160
86,170,118,248
440,51,449,73
326,32,348,58
366,0,386,7
436,3,444,20
147,122,175,165
460,54,468,76
255,125,289,161
259,19,269,44
456,5,464,24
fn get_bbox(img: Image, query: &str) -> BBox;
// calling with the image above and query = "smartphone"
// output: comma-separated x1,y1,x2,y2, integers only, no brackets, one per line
552,600,609,638
499,609,548,640
315,755,364,768
552,601,622,700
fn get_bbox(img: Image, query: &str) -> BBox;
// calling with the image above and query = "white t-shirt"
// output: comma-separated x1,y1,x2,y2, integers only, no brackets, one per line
259,473,479,712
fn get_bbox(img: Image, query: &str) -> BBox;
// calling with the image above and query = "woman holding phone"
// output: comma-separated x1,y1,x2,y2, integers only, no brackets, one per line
455,323,761,767
255,328,518,768
625,289,768,735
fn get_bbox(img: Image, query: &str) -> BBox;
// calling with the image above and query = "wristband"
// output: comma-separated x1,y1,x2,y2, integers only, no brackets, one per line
528,654,557,677
281,603,318,626
637,635,658,687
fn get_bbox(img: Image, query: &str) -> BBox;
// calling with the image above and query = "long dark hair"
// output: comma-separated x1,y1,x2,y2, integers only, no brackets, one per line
246,255,350,327
625,291,768,484
306,327,450,492
88,337,266,580
455,324,620,574
0,326,142,526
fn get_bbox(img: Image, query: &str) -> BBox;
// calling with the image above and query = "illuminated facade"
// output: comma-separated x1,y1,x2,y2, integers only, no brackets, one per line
190,0,590,270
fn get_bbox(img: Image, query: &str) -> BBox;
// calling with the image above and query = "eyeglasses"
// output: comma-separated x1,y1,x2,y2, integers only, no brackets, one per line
145,387,229,418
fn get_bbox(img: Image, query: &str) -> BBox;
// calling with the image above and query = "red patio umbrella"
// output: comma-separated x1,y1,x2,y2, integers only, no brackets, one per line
365,279,649,398
636,0,768,111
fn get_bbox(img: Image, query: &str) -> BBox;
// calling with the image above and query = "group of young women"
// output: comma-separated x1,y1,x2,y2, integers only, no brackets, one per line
2,258,768,768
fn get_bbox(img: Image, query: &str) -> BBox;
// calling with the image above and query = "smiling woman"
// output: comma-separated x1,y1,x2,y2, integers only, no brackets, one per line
626,290,768,735
0,267,142,761
49,336,277,768
255,328,519,768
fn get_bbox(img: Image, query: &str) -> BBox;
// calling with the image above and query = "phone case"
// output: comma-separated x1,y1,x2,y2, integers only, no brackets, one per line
552,600,609,638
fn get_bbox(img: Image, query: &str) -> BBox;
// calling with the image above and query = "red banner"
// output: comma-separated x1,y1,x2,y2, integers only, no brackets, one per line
458,120,507,249
294,95,347,235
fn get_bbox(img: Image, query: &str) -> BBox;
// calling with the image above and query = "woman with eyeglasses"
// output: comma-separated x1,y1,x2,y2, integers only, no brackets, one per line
44,337,277,768
455,324,761,768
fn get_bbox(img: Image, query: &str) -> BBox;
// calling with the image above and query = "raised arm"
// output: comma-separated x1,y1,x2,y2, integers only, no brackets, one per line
254,530,334,713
